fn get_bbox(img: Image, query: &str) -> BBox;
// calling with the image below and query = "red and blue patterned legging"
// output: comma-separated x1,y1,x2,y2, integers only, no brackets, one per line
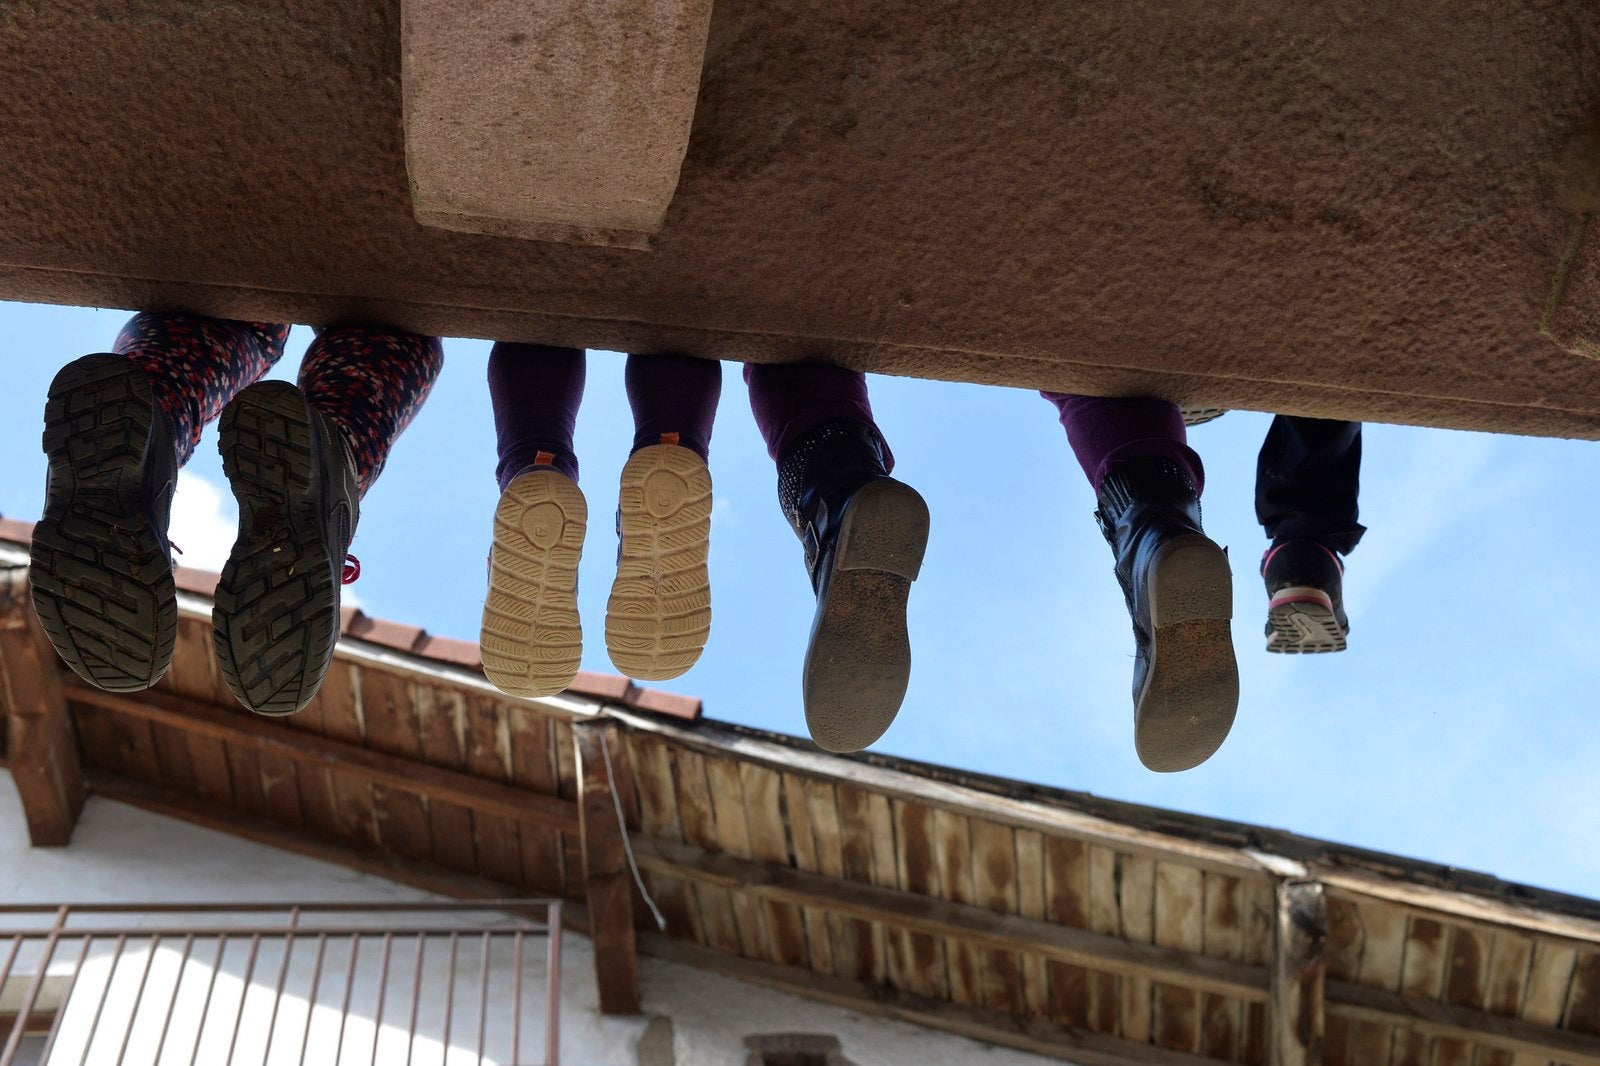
114,312,442,497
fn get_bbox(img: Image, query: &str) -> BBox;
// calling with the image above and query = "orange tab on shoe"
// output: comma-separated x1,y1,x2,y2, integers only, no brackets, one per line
535,450,556,467
659,432,680,446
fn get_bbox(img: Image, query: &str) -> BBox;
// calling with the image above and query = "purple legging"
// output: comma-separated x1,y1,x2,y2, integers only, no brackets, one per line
1041,392,1204,493
743,362,893,469
488,345,722,491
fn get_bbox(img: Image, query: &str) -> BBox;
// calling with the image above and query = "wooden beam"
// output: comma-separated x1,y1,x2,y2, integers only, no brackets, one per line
631,833,1269,1002
639,934,1220,1066
67,684,578,833
0,569,84,845
574,720,640,1015
1272,879,1327,1066
1327,982,1600,1065
89,772,557,910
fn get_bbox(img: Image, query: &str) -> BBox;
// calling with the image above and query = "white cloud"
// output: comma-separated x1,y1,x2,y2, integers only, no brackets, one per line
167,471,238,573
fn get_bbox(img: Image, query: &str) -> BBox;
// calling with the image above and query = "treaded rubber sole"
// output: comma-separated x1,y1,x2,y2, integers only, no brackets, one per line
481,469,587,698
29,354,177,692
213,382,344,717
803,479,930,754
1266,587,1348,654
1135,534,1239,772
606,444,712,681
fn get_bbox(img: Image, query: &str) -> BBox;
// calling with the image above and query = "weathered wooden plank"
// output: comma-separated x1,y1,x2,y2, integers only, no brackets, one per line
1087,845,1123,1034
1239,868,1278,1066
1345,897,1408,1066
552,718,585,898
1327,981,1600,1065
644,933,1231,1066
1392,915,1451,1066
460,692,522,886
894,798,951,1000
0,575,85,845
355,668,433,862
1272,880,1327,1066
1046,835,1092,1029
1201,872,1245,1061
1568,951,1600,1036
782,771,834,977
222,739,266,816
1121,853,1157,1045
413,686,477,874
66,686,578,833
970,818,1026,1016
624,732,696,939
508,706,565,896
835,783,889,984
631,835,1268,1002
703,755,769,960
575,721,639,1015
1478,931,1533,1066
672,746,741,954
1436,924,1492,1066
806,776,866,982
306,662,378,847
741,763,808,967
1154,862,1204,1055
1015,829,1051,1018
934,808,984,1007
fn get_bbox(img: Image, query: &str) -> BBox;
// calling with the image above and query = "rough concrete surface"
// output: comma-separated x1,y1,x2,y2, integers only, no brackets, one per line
402,0,714,244
1,0,1599,436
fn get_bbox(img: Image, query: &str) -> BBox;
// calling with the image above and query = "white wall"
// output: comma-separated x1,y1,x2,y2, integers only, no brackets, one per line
0,771,1062,1066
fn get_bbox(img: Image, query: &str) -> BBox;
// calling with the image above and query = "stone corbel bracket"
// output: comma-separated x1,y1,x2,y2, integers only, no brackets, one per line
401,0,716,249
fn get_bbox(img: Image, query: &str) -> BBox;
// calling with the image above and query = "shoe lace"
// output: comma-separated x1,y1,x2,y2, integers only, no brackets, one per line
342,555,362,585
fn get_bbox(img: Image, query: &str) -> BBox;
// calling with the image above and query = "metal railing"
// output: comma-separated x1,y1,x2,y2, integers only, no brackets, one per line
0,901,563,1066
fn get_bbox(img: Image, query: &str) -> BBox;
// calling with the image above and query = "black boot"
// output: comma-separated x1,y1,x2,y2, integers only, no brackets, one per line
213,381,361,716
1094,456,1238,772
30,355,180,692
1262,539,1349,653
779,420,929,753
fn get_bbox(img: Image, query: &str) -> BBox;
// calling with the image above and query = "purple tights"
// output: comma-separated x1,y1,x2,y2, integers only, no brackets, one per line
1041,392,1205,493
489,345,722,491
743,362,893,469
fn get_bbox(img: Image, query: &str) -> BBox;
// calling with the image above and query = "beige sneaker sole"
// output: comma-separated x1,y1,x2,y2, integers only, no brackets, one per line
606,444,712,681
481,469,586,698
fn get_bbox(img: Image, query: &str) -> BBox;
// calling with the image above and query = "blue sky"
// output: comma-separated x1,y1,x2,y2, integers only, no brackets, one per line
4,300,1597,898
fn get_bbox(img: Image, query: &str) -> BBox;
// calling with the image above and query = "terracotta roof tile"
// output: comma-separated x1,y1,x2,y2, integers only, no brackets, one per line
0,518,703,720
628,687,703,720
567,672,635,702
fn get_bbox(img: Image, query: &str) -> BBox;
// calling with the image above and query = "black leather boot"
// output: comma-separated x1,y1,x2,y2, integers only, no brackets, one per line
779,420,929,753
1262,539,1349,653
1094,455,1238,772
30,354,181,692
213,380,361,716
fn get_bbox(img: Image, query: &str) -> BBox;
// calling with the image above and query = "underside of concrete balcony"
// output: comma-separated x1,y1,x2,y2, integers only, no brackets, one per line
1,1,1597,436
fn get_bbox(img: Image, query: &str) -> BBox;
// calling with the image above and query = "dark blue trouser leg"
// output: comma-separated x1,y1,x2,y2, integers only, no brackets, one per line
1256,416,1365,554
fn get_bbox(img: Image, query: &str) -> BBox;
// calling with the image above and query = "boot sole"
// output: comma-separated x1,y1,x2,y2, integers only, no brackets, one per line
481,469,587,698
804,479,930,753
605,445,712,681
1266,587,1348,654
213,382,343,717
29,354,178,692
1136,534,1239,772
